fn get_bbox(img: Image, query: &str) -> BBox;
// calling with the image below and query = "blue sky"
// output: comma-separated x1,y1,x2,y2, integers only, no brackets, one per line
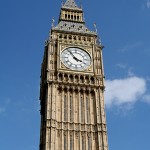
0,0,150,149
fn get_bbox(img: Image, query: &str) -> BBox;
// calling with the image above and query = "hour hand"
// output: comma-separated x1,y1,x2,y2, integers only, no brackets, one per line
77,58,82,62
72,54,82,62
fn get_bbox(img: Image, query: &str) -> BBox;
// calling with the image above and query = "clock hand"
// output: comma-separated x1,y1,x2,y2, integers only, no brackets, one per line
68,50,82,62
76,58,82,62
68,50,75,57
73,56,82,62
68,50,79,61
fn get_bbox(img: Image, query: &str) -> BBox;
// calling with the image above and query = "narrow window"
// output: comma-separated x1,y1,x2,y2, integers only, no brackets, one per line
81,96,84,123
59,34,62,39
64,135,67,150
64,35,67,39
69,35,72,40
78,36,81,41
73,36,76,40
78,134,80,150
70,95,73,122
83,37,86,41
86,96,89,123
82,136,84,150
64,95,67,121
70,135,73,150
88,137,91,150
65,14,67,19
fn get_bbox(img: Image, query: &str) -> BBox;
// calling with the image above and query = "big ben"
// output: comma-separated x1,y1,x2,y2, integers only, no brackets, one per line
39,0,109,150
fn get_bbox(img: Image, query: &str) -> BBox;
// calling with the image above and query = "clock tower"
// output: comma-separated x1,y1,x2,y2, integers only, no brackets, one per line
39,0,109,150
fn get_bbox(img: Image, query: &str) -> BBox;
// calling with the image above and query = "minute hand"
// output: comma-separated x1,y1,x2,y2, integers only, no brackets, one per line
68,51,82,62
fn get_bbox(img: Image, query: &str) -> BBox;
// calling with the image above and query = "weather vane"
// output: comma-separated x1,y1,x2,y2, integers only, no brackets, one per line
94,23,98,33
94,23,102,45
51,17,55,28
79,0,83,9
61,0,64,6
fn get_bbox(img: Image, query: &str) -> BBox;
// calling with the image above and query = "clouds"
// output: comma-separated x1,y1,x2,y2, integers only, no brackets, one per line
116,63,127,69
147,0,150,8
105,76,147,107
119,42,143,52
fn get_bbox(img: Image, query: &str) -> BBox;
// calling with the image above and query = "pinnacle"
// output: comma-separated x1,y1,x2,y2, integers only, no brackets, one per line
63,0,81,10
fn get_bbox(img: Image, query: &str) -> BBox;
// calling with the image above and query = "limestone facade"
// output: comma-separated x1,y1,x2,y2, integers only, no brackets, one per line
39,0,108,150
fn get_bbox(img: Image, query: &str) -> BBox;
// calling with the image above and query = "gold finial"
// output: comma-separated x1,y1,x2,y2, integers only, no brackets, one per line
94,23,102,45
51,17,55,28
61,0,64,6
94,23,97,33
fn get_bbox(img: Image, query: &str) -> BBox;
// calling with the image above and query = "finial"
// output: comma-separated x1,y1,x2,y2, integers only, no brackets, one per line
94,23,98,33
51,17,55,28
83,13,85,22
79,0,83,9
63,0,80,9
94,23,102,45
61,0,64,6
97,36,102,46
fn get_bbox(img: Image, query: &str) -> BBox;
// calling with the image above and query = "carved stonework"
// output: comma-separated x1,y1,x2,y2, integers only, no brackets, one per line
75,124,79,130
39,0,108,150
58,122,61,128
75,132,79,138
57,130,61,137
70,124,73,130
61,63,66,69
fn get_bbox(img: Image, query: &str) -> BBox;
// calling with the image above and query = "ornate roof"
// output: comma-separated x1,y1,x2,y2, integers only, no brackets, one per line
51,0,97,36
62,0,82,10
52,21,96,35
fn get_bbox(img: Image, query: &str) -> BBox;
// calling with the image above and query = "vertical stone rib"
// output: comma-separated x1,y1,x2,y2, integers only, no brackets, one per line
89,91,92,125
83,88,86,124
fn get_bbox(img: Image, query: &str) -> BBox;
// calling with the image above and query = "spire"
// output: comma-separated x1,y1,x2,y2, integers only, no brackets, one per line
62,0,81,10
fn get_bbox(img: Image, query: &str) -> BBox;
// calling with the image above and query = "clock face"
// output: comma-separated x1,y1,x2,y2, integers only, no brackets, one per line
61,47,91,71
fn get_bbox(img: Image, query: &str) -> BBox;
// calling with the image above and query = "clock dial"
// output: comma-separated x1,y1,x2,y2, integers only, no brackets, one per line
61,47,91,71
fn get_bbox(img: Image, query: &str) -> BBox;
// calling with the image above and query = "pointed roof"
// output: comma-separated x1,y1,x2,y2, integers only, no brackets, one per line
52,21,96,35
62,0,82,10
52,0,97,36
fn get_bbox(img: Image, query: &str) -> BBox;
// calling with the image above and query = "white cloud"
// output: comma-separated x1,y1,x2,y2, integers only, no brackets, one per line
147,0,150,8
116,63,127,69
120,42,142,52
105,76,146,107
